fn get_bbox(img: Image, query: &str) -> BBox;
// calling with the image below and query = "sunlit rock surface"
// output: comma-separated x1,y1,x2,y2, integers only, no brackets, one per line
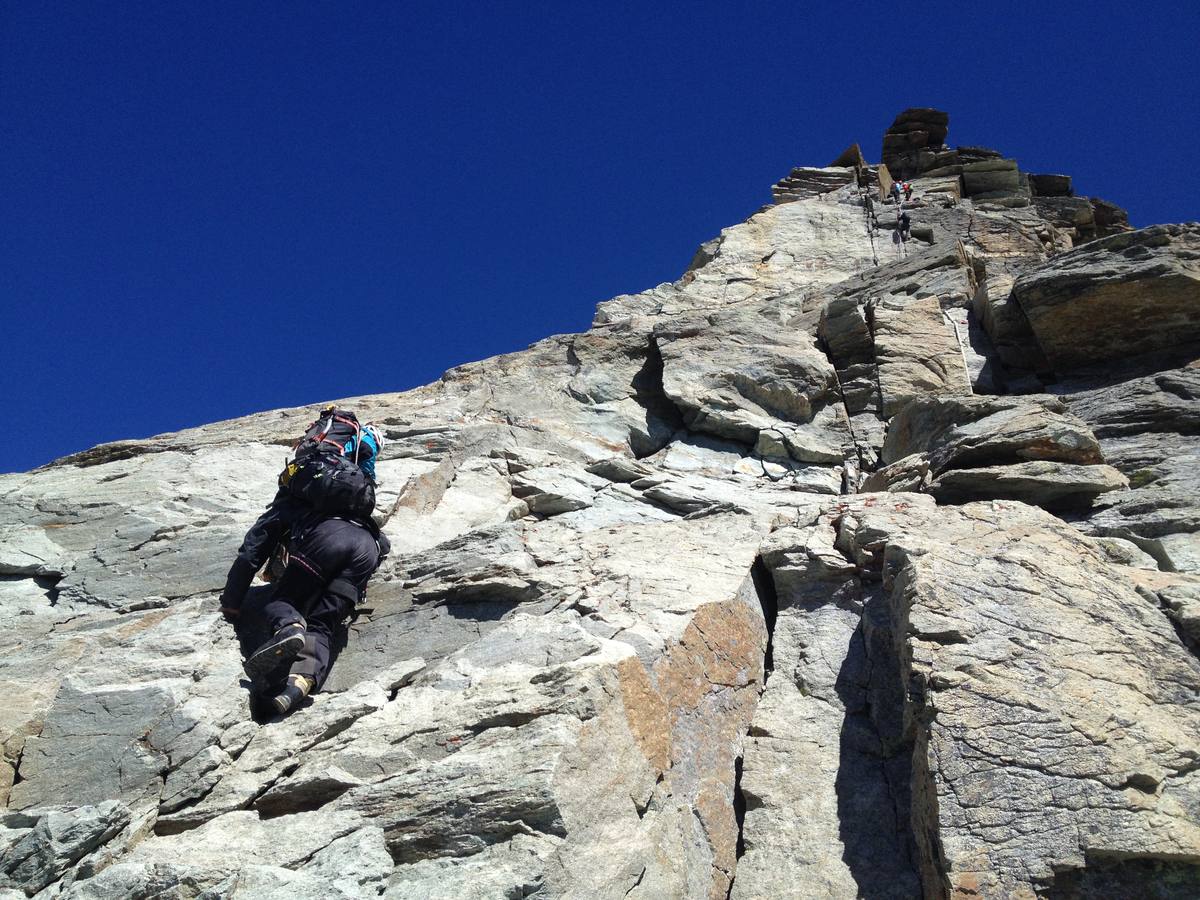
1,109,1198,898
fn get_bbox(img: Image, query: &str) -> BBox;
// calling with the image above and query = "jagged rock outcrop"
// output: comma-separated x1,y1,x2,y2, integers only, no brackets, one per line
1,109,1198,898
1012,223,1200,371
879,107,1133,246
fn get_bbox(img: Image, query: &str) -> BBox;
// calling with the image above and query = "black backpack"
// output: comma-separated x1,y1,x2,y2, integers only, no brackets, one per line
282,452,376,520
293,408,362,460
278,408,376,520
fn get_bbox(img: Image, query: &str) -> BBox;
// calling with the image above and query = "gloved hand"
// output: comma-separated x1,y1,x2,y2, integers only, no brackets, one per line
219,599,241,624
219,557,257,624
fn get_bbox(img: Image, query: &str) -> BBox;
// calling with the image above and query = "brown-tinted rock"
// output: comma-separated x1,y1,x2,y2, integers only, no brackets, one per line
882,108,951,179
871,296,972,416
961,158,1020,196
828,142,866,170
1091,196,1133,235
771,166,856,204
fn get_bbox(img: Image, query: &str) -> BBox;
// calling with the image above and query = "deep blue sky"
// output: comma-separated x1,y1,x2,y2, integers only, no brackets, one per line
2,2,1197,474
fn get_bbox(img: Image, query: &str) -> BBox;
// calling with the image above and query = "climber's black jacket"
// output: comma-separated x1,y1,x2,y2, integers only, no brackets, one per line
218,487,307,614
220,484,392,612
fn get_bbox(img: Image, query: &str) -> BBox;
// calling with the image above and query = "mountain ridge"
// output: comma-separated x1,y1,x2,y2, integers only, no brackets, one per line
1,108,1198,899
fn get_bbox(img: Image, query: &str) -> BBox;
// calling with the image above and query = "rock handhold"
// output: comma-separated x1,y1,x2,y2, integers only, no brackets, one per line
882,394,1105,473
928,459,1128,506
1012,223,1200,372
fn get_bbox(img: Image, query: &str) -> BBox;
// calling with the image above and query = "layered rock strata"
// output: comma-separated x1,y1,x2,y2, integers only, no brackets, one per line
1,109,1198,899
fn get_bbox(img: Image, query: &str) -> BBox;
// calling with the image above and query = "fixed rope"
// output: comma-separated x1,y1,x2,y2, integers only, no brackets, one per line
856,182,880,267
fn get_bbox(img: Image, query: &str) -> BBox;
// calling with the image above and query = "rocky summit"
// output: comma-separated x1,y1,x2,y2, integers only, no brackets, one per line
2,108,1199,899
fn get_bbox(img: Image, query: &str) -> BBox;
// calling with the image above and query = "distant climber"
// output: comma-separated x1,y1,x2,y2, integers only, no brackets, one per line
903,182,913,201
890,181,902,204
219,407,389,715
899,211,912,241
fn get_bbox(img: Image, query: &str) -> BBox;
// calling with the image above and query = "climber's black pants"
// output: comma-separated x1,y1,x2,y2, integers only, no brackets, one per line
262,517,380,688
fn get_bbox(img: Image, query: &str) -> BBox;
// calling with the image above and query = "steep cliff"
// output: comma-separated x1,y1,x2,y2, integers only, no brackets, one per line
2,109,1198,899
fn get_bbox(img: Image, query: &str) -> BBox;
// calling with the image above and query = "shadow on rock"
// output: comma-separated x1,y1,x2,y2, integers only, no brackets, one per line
833,618,923,899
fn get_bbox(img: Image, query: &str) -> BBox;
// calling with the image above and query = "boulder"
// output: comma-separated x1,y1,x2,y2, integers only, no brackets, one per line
1030,173,1072,196
961,158,1020,196
654,313,852,462
509,466,607,515
1012,223,1200,371
928,460,1128,506
882,108,951,178
881,395,1104,472
870,296,972,416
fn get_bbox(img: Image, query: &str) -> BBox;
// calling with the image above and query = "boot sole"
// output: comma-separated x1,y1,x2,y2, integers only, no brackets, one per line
243,633,305,680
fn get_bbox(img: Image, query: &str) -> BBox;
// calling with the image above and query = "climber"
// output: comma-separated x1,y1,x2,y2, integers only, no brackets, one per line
890,181,902,204
228,410,389,715
899,210,912,241
243,509,390,714
903,182,913,201
217,409,383,622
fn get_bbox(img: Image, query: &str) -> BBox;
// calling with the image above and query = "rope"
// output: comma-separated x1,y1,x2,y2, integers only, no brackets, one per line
856,181,880,267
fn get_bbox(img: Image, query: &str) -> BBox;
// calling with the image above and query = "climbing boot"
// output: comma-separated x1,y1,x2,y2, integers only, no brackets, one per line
271,674,315,715
243,622,306,680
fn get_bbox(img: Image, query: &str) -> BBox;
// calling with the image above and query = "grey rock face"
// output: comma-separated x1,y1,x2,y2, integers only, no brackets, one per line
927,459,1128,506
771,166,856,203
1,109,1198,898
881,394,1103,470
1013,223,1200,372
855,499,1200,897
0,803,130,895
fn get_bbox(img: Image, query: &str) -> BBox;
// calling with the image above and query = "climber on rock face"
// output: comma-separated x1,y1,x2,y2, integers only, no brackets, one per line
899,211,912,241
903,181,913,201
217,409,382,622
890,181,902,205
219,408,390,715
